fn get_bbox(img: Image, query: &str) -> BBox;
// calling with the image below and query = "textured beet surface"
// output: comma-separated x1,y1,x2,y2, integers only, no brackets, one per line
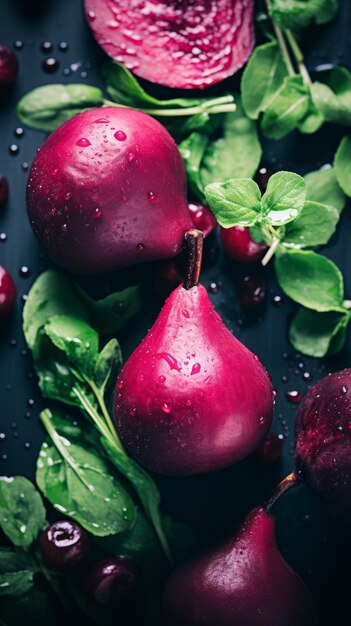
162,507,313,626
114,283,273,475
295,369,351,520
26,107,192,274
84,0,255,89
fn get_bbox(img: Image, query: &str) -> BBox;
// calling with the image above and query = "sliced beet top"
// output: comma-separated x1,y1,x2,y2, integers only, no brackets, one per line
84,0,255,89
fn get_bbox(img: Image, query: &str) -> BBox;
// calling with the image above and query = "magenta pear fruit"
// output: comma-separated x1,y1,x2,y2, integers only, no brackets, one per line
162,504,313,626
114,230,273,475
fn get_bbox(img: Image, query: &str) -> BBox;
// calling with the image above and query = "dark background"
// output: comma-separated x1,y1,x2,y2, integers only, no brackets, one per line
1,0,351,623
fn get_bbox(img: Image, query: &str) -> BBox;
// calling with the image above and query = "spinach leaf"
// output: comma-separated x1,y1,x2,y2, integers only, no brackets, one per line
289,308,349,357
261,171,306,225
204,179,262,227
94,339,122,393
200,99,262,188
269,0,339,29
261,76,310,139
0,476,46,548
36,410,136,537
283,201,339,247
305,166,346,213
44,316,99,378
334,135,351,197
178,132,209,202
76,284,141,335
0,550,35,596
16,84,105,132
241,41,288,119
275,249,345,312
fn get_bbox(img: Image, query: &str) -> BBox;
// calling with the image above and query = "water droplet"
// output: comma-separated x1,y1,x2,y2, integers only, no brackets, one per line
9,144,19,156
61,223,68,234
191,363,201,376
93,118,109,124
285,390,302,404
114,130,127,141
272,295,284,307
158,353,181,372
158,375,166,383
259,415,268,426
88,9,96,19
76,137,91,147
130,407,137,417
136,243,144,251
147,191,156,201
342,385,348,394
19,266,30,278
208,282,218,294
127,152,136,163
91,207,102,220
182,309,190,318
185,399,192,407
162,403,172,414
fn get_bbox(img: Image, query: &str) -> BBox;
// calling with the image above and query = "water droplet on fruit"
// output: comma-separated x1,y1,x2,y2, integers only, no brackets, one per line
61,223,68,234
127,152,136,163
182,309,190,318
136,243,144,251
285,390,302,404
191,363,201,376
147,191,156,202
93,118,109,124
76,138,91,147
342,385,348,394
158,375,166,383
130,407,137,417
114,130,127,141
158,353,181,372
91,207,102,220
162,403,172,414
259,415,268,426
88,9,96,19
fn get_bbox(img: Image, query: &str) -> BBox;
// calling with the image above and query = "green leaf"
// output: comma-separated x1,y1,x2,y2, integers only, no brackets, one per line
204,179,262,227
261,76,310,139
16,84,104,132
44,315,99,378
0,549,34,596
36,410,136,537
297,100,325,134
289,308,349,357
94,339,122,392
305,167,346,214
311,67,351,127
283,201,339,248
0,476,46,548
275,249,344,312
178,132,209,202
261,171,306,226
200,98,262,187
77,285,142,335
241,41,289,119
270,0,339,29
334,135,351,197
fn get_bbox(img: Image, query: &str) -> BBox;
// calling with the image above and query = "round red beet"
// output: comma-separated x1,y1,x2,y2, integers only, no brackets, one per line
0,266,16,318
85,557,140,608
40,520,90,570
0,45,18,87
84,0,255,89
295,369,351,520
27,107,192,274
220,226,268,265
188,203,217,238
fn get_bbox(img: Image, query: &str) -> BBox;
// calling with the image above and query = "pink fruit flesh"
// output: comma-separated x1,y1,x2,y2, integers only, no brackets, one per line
220,225,268,265
295,369,351,520
114,283,273,476
27,107,192,274
84,0,255,89
162,507,313,626
188,202,217,238
0,266,16,318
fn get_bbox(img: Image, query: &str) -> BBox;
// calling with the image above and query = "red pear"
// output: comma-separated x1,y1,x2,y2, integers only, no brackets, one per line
162,506,313,626
114,230,273,475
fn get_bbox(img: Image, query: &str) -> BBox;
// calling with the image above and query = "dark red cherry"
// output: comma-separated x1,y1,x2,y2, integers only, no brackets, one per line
255,166,273,193
39,520,90,570
0,175,9,207
0,45,18,87
235,270,267,308
85,557,140,608
255,432,285,464
0,266,16,318
188,202,217,238
220,226,268,265
153,258,185,299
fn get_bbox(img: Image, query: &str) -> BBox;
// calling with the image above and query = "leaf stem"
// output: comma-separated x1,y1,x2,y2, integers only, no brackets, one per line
89,380,124,451
103,99,236,117
261,236,280,266
71,385,116,448
285,30,312,87
265,0,295,76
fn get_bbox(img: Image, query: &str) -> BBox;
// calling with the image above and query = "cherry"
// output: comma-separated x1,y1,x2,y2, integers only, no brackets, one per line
255,432,285,464
0,45,18,87
40,520,90,570
0,266,16,318
187,202,217,238
85,557,140,608
220,225,268,265
0,175,9,207
235,270,267,308
255,165,273,193
153,258,185,299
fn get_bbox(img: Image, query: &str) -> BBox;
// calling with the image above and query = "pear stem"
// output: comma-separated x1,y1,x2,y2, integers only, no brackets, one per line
264,470,301,513
184,229,204,290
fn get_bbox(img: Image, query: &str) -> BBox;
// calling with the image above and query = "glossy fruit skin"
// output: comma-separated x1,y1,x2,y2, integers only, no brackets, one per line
188,203,217,238
295,369,351,520
0,45,18,86
0,266,16,318
162,507,313,626
220,226,268,265
40,520,90,570
85,557,140,608
84,0,254,89
114,283,273,475
27,107,192,274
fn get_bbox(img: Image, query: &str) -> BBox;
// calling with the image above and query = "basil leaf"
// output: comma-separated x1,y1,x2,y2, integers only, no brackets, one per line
269,0,339,29
241,41,288,119
261,171,306,225
311,68,351,126
36,410,136,537
0,549,34,596
297,100,325,134
0,476,46,548
204,179,262,227
334,135,351,197
275,249,344,312
179,132,209,202
283,201,339,248
44,315,99,378
16,84,104,132
94,338,122,393
289,308,349,357
200,98,262,188
305,166,346,213
261,76,310,139
83,286,141,335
